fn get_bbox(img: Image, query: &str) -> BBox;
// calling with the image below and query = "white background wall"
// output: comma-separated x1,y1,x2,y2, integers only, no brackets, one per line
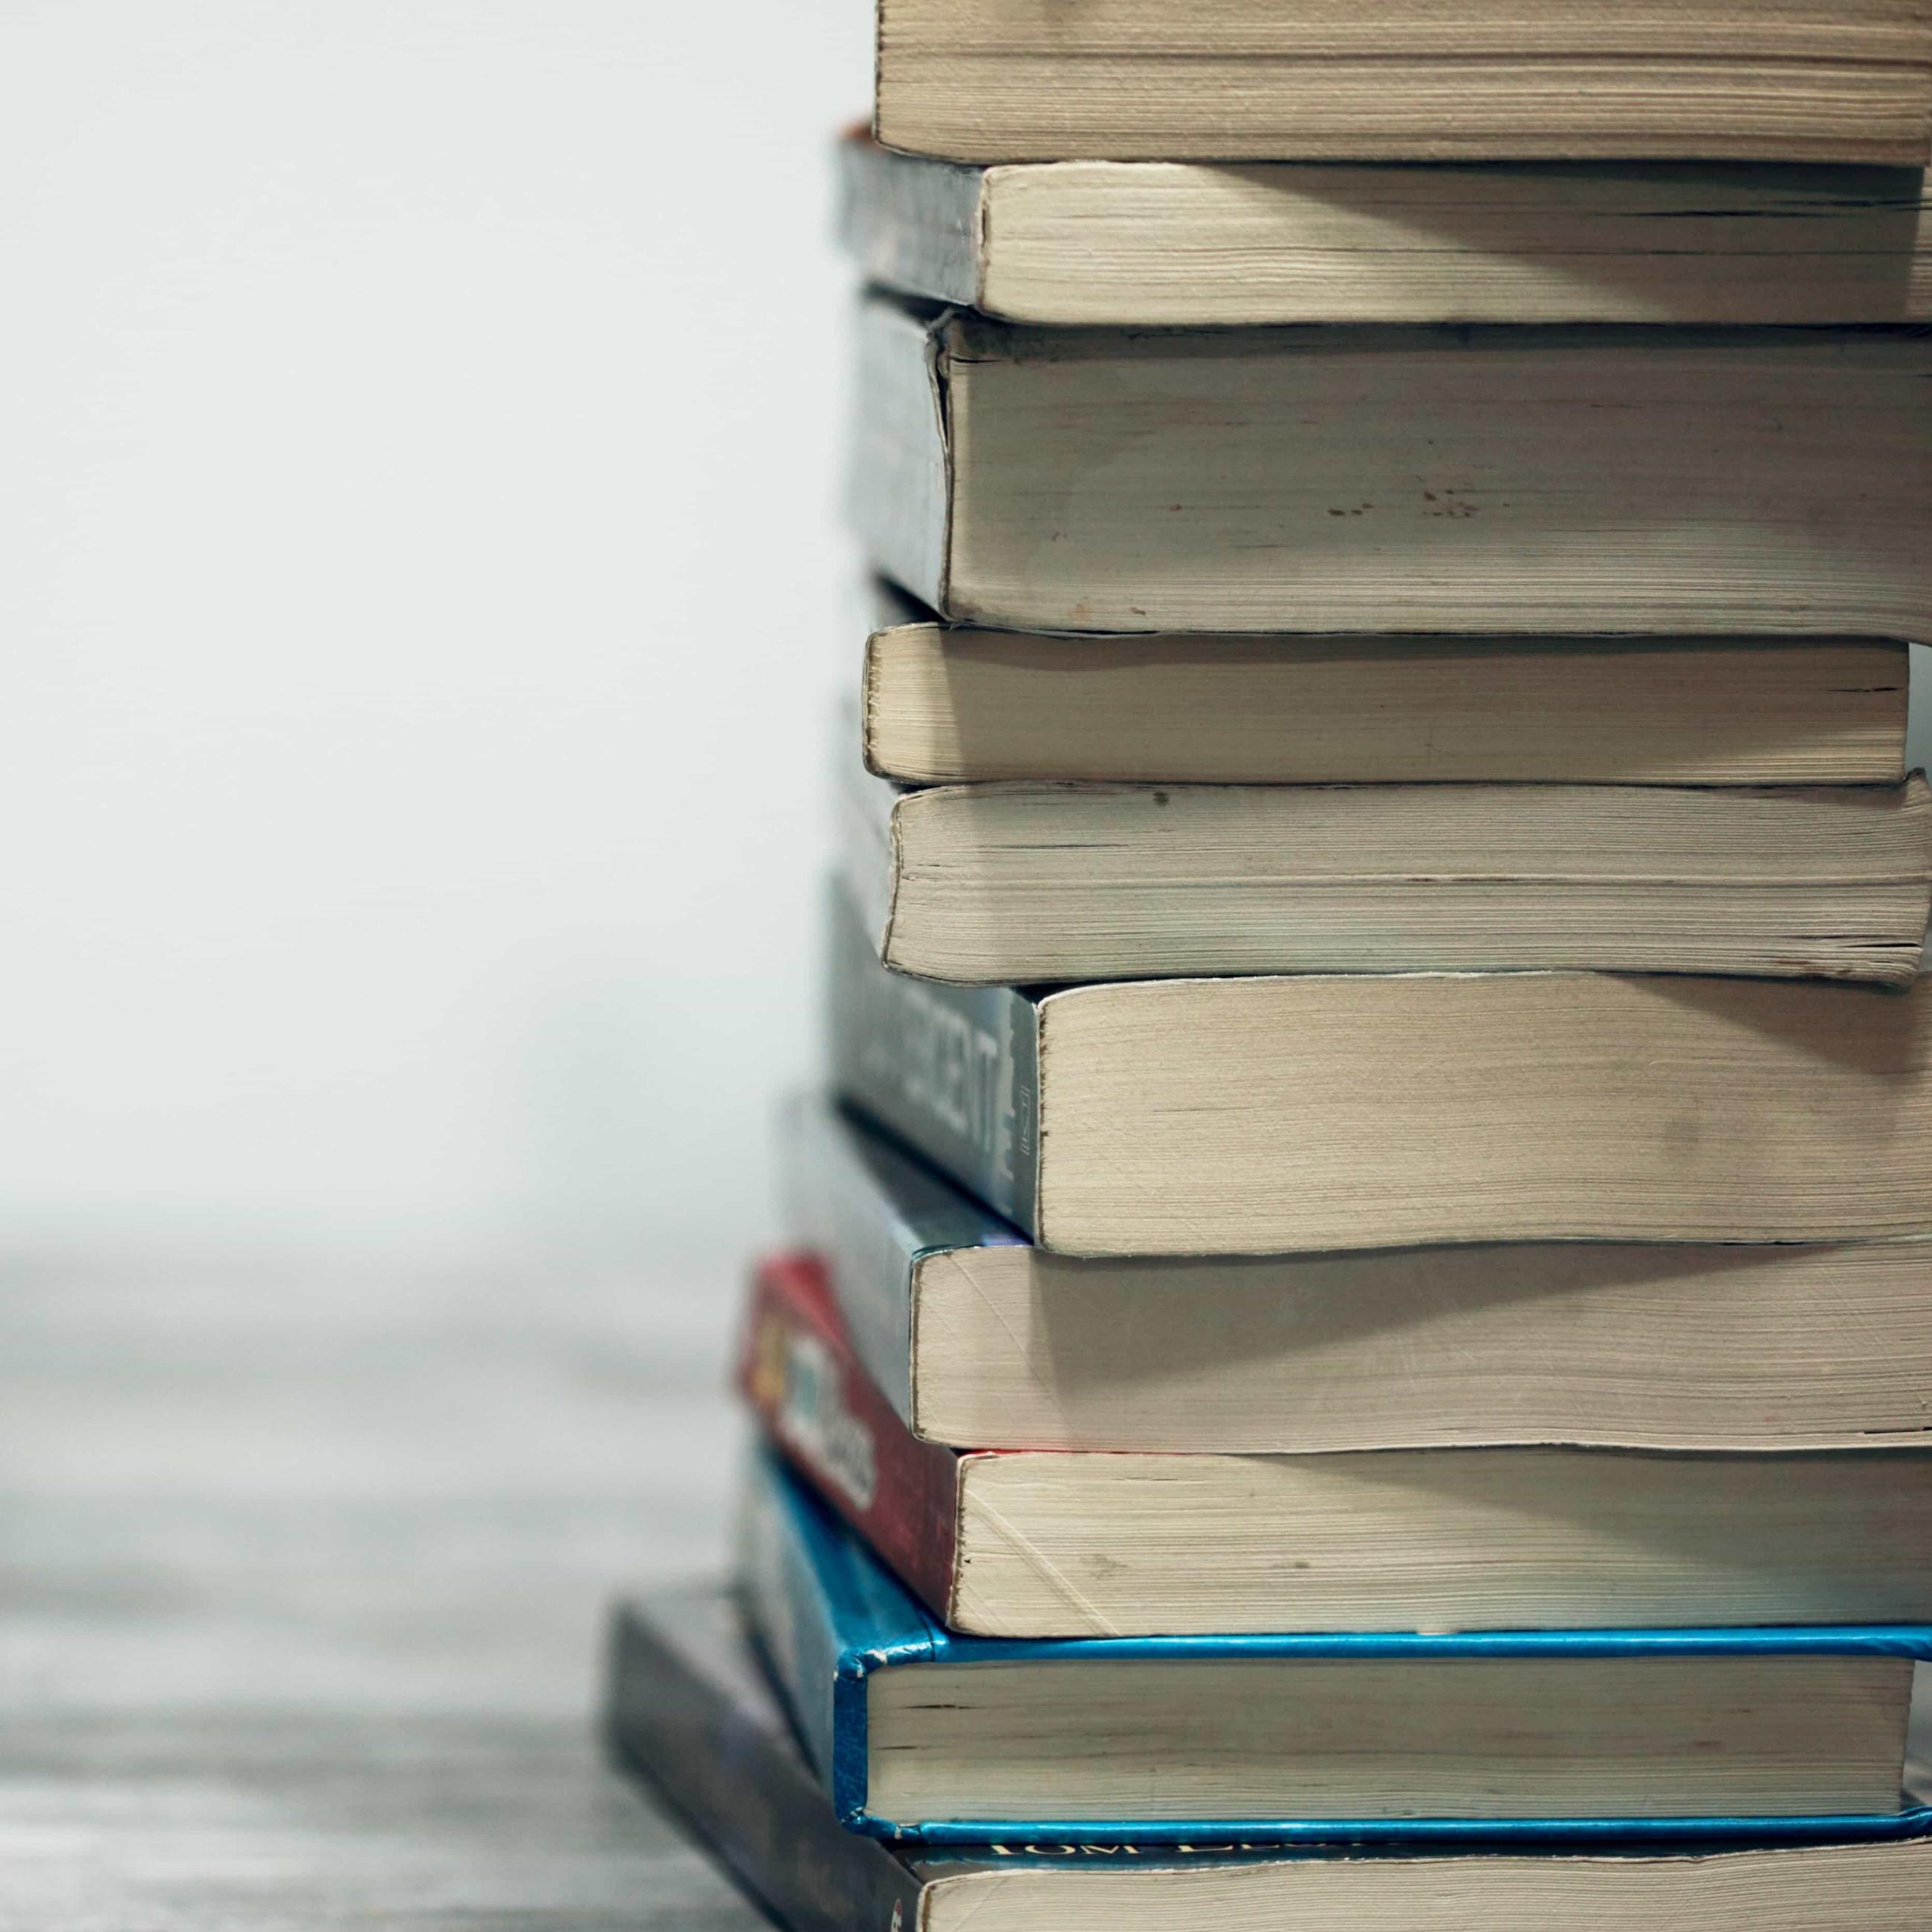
4,7,1929,1307
1,3,873,1299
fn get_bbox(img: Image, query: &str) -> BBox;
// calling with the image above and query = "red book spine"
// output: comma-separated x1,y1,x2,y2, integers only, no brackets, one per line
737,1249,962,1624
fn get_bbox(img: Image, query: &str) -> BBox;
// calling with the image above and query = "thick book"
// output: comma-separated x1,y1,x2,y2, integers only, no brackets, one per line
735,1448,1932,1844
740,1250,1932,1638
872,0,1932,166
778,1094,1932,1456
853,298,1932,637
841,748,1932,986
606,1582,1932,1932
862,587,1913,787
823,879,1932,1256
841,134,1932,327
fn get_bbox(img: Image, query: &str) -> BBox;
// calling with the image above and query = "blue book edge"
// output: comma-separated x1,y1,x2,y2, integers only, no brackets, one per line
738,1448,1932,1847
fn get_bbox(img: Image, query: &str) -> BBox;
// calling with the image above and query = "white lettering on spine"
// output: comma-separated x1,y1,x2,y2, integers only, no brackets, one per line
871,977,1011,1186
774,1324,878,1511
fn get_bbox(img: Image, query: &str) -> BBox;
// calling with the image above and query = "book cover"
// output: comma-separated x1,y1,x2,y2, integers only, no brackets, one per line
739,1246,962,1621
606,1587,1932,1931
605,1583,927,1932
735,1450,1932,1847
775,1092,1022,1424
826,876,1041,1233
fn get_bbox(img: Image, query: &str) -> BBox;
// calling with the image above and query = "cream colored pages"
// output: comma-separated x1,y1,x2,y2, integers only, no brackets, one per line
948,1449,1932,1636
920,1840,1932,1932
973,161,1932,325
1033,970,1932,1252
909,1238,1932,1453
866,1652,1912,1816
860,627,1910,785
876,0,1932,163
874,775,1932,985
940,322,1932,635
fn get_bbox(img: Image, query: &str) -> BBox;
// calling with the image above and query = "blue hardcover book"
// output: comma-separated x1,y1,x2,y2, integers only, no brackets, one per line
736,1449,1932,1850
605,1582,1932,1932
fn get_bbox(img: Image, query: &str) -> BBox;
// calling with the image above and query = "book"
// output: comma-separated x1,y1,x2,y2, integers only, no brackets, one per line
606,1581,1932,1932
841,752,1932,986
841,135,1932,327
741,1250,1932,1638
853,299,1932,636
823,879,1932,1255
735,1447,1932,1842
778,1095,1932,1456
872,0,1932,166
862,587,1913,787
608,1582,926,1932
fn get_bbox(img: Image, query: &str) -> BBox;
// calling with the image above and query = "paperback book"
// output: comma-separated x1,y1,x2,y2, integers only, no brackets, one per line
741,1248,1932,1637
841,134,1932,326
860,584,1913,787
607,1583,1932,1932
777,1095,1932,1456
842,746,1932,985
854,299,1932,637
734,1448,1932,1845
824,880,1932,1256
872,0,1932,165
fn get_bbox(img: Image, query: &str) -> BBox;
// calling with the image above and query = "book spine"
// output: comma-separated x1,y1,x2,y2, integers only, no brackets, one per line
836,131,982,311
734,1448,852,1807
740,1251,962,1624
736,1447,939,1831
779,1096,921,1420
849,297,952,612
837,735,901,959
779,1097,1027,1427
826,878,1041,1232
605,1601,924,1932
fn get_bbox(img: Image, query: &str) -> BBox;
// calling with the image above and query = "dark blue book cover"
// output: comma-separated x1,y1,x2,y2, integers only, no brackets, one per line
735,1448,1932,1849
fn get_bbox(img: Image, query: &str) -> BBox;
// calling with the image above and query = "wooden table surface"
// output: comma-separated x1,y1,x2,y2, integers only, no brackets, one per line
0,1258,765,1929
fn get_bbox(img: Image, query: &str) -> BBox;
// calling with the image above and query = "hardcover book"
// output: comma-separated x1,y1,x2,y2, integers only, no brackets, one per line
823,880,1932,1256
739,1251,1932,1638
778,1095,1932,1456
840,134,1932,327
852,298,1932,637
734,1448,1932,1845
872,0,1932,166
606,1583,1932,1932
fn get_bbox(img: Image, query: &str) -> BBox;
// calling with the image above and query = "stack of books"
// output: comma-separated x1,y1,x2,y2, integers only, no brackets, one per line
609,7,1932,1928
